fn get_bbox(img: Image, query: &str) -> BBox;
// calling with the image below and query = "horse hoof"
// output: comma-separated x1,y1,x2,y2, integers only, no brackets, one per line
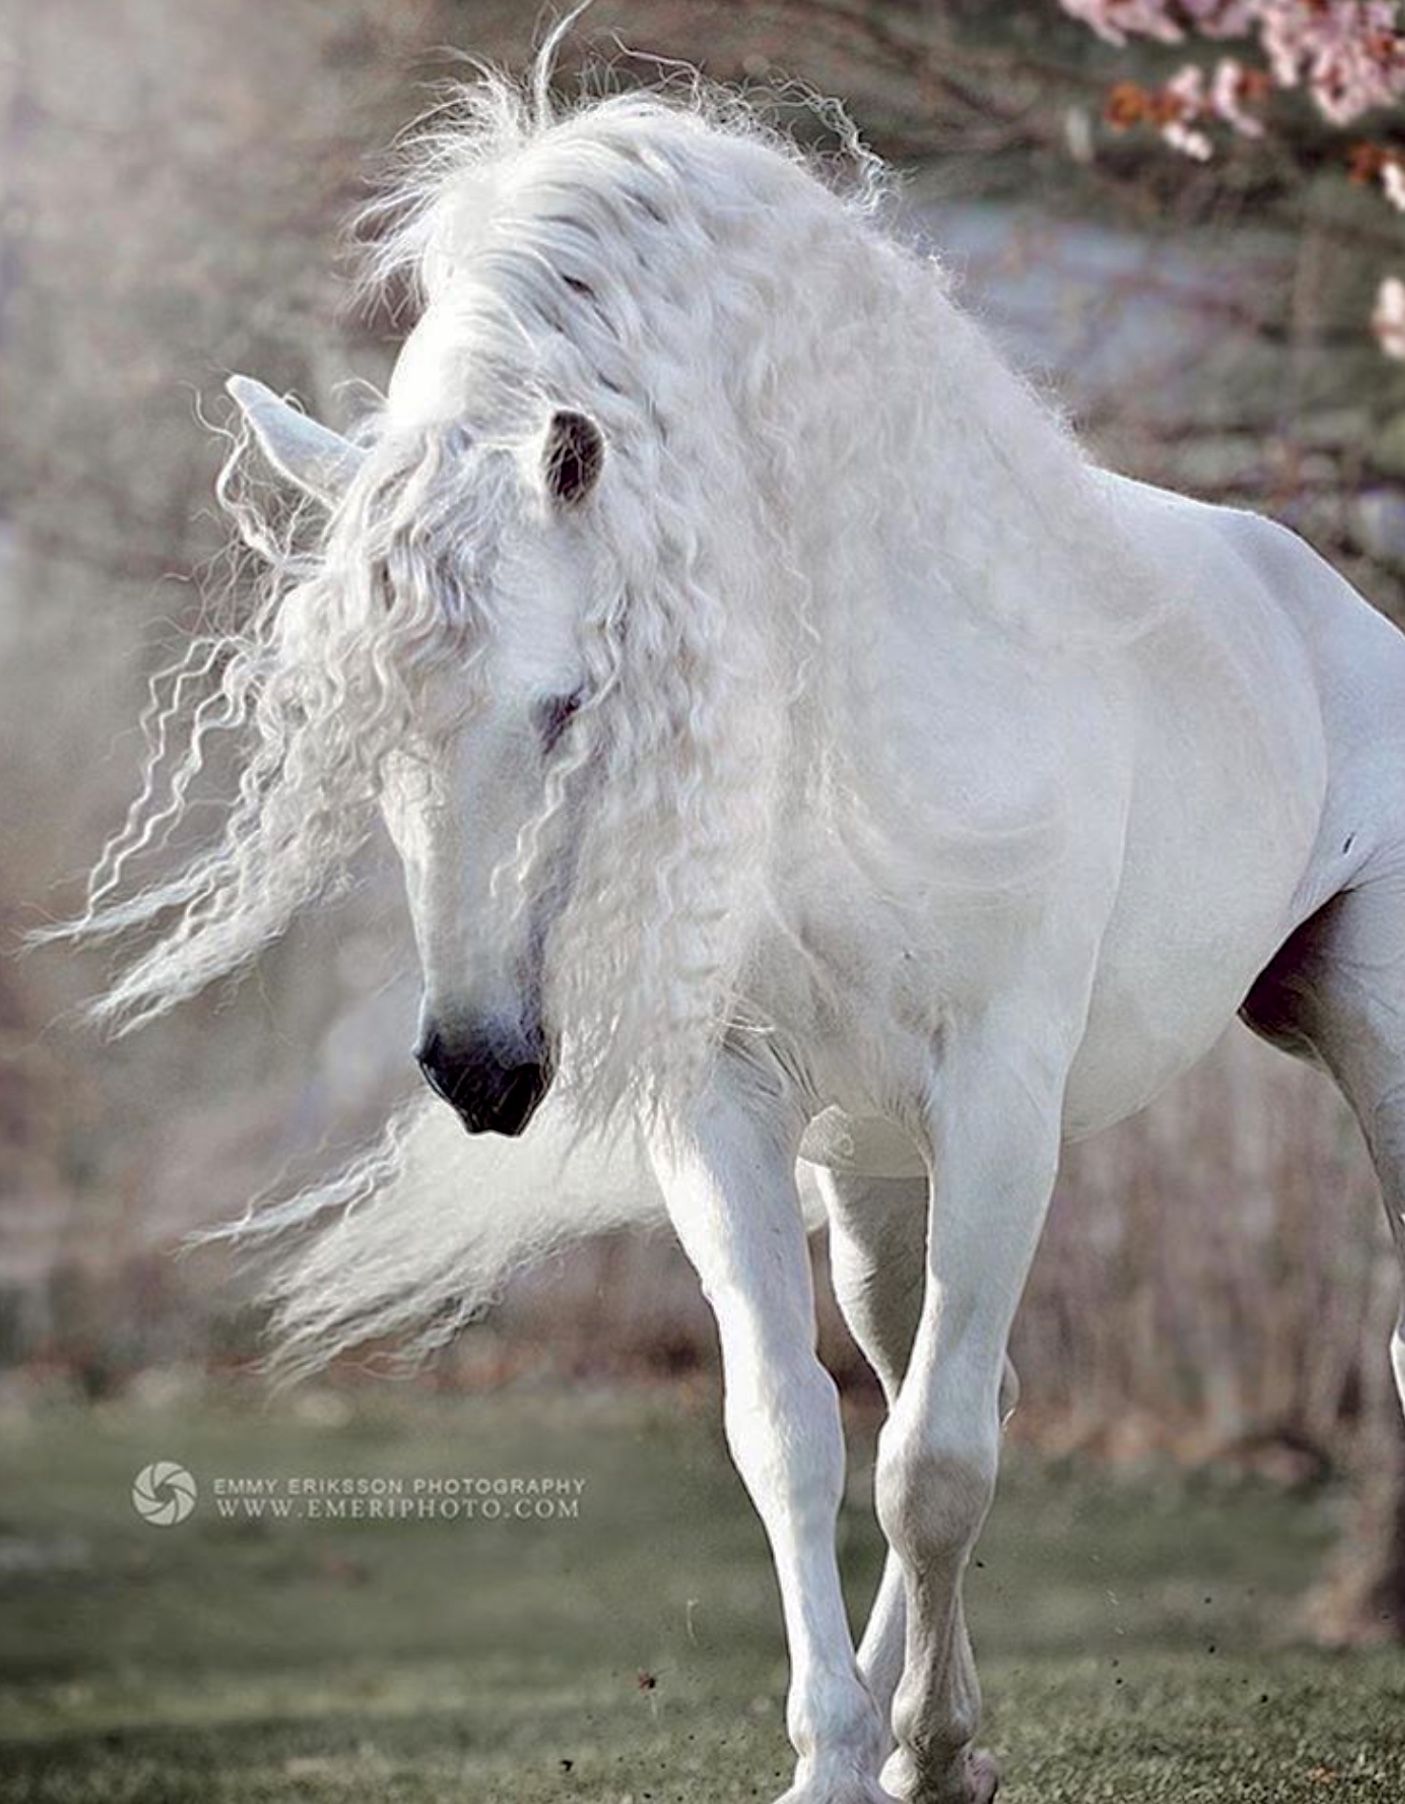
966,1747,1000,1803
878,1745,999,1802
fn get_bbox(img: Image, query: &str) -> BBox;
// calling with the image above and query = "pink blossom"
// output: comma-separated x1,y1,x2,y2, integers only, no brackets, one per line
1058,0,1185,47
1181,0,1260,37
1210,56,1268,133
1165,63,1209,107
1156,64,1230,157
1163,118,1216,157
1059,0,1405,126
1261,1,1405,125
1160,64,1216,156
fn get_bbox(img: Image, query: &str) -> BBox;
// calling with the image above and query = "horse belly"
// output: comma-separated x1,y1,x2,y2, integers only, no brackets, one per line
1065,708,1325,1140
1063,980,1241,1140
1063,854,1319,1138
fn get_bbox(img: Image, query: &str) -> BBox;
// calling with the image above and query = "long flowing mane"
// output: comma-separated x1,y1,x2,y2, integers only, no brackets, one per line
39,44,1165,1364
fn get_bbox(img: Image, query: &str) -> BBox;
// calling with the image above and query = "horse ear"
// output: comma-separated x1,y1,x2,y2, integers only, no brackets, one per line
542,409,605,507
226,375,366,506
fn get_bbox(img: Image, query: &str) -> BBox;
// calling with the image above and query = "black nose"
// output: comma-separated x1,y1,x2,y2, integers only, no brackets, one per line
414,1026,552,1137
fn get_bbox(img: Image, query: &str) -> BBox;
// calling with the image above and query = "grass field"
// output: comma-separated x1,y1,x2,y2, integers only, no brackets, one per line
1,1379,1404,1802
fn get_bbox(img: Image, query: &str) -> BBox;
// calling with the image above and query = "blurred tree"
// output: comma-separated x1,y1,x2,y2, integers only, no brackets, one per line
1055,0,1405,350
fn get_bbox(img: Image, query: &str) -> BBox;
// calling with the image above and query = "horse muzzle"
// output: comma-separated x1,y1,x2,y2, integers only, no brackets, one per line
414,1021,554,1137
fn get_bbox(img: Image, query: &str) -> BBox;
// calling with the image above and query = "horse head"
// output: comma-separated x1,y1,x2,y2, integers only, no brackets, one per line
228,376,606,1137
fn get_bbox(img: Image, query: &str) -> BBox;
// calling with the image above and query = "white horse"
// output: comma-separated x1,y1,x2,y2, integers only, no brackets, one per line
58,57,1405,1804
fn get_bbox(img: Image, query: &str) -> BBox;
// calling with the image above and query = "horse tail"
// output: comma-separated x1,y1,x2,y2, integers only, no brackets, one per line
193,1095,674,1383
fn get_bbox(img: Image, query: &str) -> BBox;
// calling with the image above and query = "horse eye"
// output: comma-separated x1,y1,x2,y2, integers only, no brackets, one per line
536,689,583,752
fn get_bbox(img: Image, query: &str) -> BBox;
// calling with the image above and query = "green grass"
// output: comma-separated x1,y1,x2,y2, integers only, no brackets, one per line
1,1381,1403,1801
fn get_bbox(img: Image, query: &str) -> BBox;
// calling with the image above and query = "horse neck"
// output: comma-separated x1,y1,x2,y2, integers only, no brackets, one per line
735,227,1093,631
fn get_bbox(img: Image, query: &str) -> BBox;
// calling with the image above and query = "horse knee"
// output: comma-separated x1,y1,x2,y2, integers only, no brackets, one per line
722,1343,845,1514
875,1416,997,1568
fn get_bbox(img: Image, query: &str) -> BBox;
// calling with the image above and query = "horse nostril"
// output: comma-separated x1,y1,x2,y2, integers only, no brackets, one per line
491,1059,550,1137
414,1030,461,1104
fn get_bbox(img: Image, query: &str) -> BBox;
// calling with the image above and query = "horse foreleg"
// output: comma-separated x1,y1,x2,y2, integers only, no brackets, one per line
817,1170,925,1740
819,1168,1025,1754
875,1031,1065,1804
650,1071,891,1804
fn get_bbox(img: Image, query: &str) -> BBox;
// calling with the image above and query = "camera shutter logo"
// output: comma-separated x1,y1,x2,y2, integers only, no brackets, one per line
131,1461,198,1526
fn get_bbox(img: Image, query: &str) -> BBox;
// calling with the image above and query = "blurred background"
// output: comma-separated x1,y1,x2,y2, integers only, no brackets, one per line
5,5,1405,1798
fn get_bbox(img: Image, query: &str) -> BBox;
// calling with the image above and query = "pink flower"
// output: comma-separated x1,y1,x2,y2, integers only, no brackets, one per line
1182,0,1260,37
1058,0,1185,47
1260,1,1405,126
1210,56,1269,133
1061,0,1405,128
1161,65,1217,157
